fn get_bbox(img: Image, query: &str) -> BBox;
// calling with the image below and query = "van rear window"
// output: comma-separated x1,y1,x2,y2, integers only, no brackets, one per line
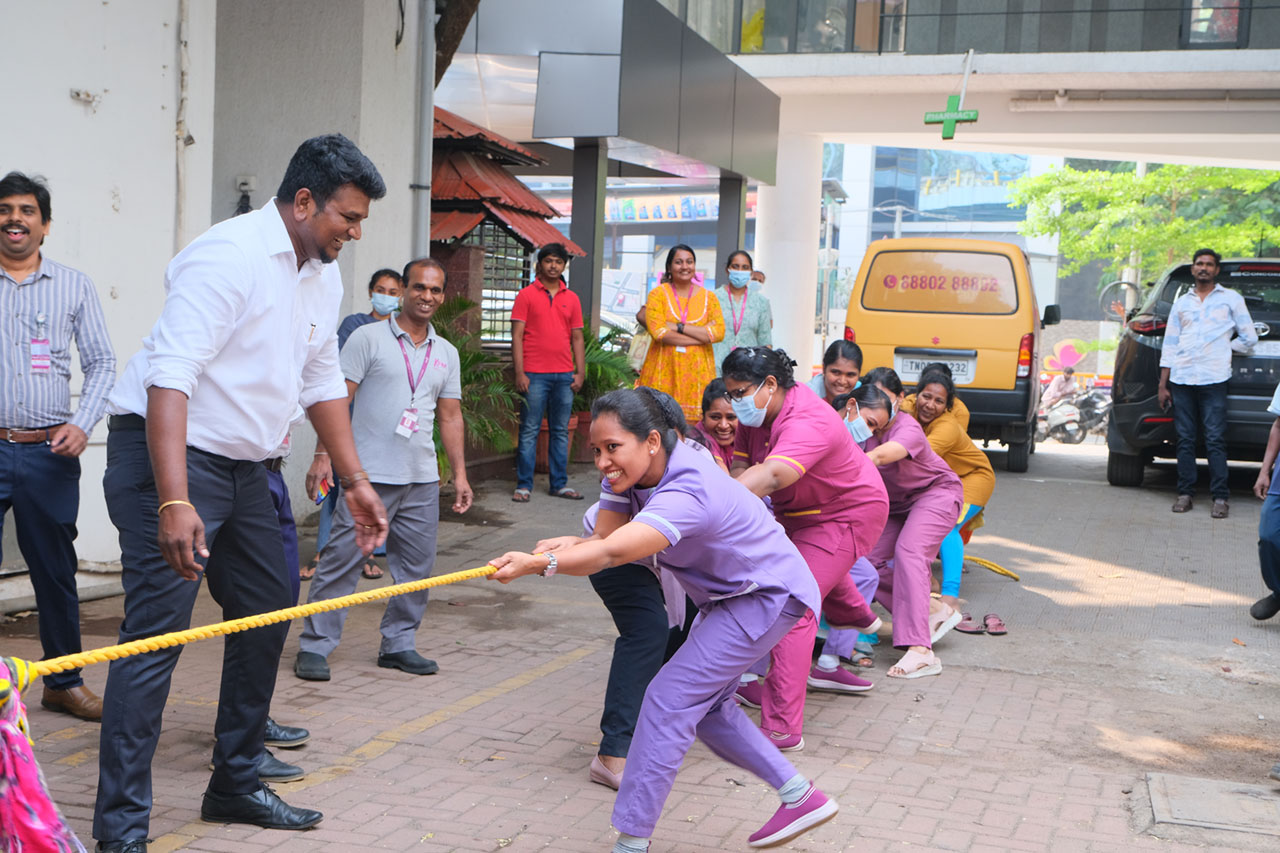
862,250,1019,315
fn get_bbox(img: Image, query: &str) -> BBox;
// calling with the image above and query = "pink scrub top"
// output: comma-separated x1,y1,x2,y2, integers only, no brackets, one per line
597,441,820,640
689,421,735,470
864,411,963,512
733,383,888,546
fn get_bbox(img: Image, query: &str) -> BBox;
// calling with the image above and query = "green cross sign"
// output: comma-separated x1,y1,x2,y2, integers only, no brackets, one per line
924,94,979,140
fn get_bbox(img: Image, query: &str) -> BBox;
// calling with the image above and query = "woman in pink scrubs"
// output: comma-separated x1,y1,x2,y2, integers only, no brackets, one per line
489,388,839,852
689,378,736,472
722,346,888,751
841,382,963,678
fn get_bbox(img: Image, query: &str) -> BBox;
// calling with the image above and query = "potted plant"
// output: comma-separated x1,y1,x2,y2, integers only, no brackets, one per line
570,326,637,462
429,295,520,482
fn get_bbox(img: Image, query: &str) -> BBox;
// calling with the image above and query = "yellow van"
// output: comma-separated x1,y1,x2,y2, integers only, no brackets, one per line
844,238,1060,472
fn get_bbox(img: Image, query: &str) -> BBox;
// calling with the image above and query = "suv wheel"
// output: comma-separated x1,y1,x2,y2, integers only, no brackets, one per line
1107,450,1145,487
1006,439,1031,473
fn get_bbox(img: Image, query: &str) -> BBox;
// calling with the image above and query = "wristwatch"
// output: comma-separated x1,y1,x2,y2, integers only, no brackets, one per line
539,552,558,577
677,322,685,335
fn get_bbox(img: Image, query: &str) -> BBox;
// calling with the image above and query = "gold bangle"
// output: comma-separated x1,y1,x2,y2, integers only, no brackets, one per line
157,499,196,516
340,471,370,489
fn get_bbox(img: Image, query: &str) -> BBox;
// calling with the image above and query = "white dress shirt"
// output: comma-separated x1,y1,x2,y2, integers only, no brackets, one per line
1159,283,1256,386
108,201,348,461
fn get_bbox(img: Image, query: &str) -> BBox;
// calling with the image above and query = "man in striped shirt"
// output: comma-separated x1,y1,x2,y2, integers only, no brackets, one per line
0,171,116,721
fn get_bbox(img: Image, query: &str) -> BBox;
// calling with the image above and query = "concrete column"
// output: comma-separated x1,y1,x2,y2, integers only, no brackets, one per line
716,172,748,269
569,137,607,336
753,132,824,374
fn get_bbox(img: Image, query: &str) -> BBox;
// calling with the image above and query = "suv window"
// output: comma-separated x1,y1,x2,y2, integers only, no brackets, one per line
1155,262,1280,320
861,250,1018,315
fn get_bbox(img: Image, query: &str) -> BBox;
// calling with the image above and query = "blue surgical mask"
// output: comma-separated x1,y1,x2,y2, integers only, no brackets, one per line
845,401,873,446
727,270,751,288
731,383,773,428
371,293,400,315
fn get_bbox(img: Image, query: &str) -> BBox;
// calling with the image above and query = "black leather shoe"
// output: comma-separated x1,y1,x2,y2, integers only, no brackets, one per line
294,651,330,681
96,841,150,853
259,749,304,782
1251,593,1280,621
201,783,322,829
264,716,310,748
377,650,439,675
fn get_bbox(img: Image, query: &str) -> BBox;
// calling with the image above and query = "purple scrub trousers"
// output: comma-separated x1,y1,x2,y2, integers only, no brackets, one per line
611,594,808,837
869,490,962,649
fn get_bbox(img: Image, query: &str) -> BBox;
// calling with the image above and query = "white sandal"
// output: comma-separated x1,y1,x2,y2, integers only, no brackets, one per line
886,648,942,679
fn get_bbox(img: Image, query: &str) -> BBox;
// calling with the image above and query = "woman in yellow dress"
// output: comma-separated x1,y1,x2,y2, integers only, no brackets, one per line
638,244,724,422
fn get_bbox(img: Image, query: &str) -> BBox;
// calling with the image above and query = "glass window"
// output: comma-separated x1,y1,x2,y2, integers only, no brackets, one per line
1183,0,1250,48
686,0,735,52
797,1,847,53
740,0,798,53
463,220,531,345
861,250,1019,315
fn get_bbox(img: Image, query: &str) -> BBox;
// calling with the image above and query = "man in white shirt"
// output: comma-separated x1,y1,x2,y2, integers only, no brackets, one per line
1158,248,1256,518
295,258,472,680
93,134,390,851
1041,366,1078,409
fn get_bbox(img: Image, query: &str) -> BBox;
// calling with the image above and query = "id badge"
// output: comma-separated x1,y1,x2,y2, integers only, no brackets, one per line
30,338,51,373
395,407,420,438
675,346,687,354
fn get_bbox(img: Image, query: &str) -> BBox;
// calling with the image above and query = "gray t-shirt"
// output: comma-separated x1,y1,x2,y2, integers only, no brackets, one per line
341,317,461,485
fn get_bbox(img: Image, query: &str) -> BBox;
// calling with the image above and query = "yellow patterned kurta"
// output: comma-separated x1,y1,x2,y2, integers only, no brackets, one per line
638,284,725,422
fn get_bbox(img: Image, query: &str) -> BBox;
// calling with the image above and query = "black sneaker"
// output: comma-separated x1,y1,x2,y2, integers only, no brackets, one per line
377,650,439,675
264,717,310,748
1251,593,1280,621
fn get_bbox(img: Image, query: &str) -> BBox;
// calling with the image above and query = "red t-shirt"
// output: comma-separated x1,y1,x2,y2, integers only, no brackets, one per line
511,278,583,373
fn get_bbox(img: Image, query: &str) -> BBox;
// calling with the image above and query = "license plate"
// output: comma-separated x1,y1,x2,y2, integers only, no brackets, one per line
895,356,974,385
1253,340,1280,357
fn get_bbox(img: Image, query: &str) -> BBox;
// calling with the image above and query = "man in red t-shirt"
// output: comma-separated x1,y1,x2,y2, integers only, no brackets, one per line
511,243,586,501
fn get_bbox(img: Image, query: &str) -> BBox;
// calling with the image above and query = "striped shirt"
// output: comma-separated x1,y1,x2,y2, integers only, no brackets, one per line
0,256,116,432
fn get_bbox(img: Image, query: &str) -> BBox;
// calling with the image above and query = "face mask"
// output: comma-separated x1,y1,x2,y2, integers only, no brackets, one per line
371,293,399,315
731,383,773,428
845,401,874,446
727,270,751,288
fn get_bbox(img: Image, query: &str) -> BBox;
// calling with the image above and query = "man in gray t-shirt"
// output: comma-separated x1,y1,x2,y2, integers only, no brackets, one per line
295,258,473,681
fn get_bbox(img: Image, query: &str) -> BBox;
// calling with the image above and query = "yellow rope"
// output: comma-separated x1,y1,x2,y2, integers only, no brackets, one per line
25,564,497,679
965,555,1020,582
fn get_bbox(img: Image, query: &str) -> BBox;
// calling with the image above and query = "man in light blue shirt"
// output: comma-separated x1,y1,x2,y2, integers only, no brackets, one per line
1158,248,1256,518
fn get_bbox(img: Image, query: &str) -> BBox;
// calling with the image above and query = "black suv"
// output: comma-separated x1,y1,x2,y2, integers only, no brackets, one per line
1107,259,1280,487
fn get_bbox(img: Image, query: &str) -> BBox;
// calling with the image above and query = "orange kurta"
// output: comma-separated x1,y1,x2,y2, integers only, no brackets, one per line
638,283,725,422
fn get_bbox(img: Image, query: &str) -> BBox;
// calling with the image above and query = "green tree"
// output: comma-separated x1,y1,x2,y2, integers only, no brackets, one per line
1008,163,1280,284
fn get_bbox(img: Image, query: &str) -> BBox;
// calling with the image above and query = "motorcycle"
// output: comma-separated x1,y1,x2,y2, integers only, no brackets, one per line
1035,397,1087,444
1073,387,1111,436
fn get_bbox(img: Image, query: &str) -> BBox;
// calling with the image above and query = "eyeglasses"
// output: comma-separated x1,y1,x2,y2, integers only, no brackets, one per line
723,383,759,402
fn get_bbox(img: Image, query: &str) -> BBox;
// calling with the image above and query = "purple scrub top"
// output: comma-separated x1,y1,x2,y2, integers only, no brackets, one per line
598,441,820,639
863,411,962,511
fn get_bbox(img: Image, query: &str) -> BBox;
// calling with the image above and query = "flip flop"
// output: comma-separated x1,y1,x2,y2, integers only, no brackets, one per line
512,488,531,503
983,613,1008,635
886,649,942,679
846,648,874,668
362,560,384,580
551,487,584,500
954,612,985,634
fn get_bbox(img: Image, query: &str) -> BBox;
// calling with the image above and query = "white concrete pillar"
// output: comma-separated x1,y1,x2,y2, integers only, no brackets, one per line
754,132,824,374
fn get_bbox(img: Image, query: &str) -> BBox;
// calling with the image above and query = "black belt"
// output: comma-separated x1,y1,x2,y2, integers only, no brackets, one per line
109,415,282,472
261,457,284,473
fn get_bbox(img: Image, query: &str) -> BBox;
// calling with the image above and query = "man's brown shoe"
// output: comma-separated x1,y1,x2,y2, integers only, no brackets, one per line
1212,499,1229,519
41,684,103,721
1171,495,1193,513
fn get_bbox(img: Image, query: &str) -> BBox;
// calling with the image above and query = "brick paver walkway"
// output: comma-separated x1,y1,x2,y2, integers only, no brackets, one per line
9,444,1280,851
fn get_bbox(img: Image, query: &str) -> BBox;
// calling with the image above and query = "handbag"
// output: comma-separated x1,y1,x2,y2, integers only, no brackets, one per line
627,327,652,372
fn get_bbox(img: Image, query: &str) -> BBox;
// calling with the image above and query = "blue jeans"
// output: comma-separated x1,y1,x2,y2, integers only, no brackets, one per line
1260,490,1280,595
516,371,574,492
1170,381,1229,501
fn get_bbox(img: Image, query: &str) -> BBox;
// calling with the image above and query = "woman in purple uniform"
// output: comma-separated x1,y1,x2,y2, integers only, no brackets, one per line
489,388,838,852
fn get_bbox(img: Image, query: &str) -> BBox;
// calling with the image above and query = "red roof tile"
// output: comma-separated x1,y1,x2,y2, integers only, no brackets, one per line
483,203,585,256
434,107,543,166
430,210,486,243
433,151,560,218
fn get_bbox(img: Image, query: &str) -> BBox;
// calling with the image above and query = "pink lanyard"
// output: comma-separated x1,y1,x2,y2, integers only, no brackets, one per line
728,288,749,336
669,283,694,324
395,328,433,403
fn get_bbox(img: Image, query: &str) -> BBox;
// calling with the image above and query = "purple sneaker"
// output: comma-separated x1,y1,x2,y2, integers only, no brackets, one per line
748,783,838,848
807,664,874,694
735,679,763,709
762,728,804,752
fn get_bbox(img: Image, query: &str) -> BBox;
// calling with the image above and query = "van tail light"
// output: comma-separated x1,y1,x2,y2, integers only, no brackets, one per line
1017,333,1033,378
844,326,856,343
1128,314,1167,335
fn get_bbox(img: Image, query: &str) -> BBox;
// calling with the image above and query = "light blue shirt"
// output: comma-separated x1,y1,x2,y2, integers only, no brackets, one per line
1159,283,1256,385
